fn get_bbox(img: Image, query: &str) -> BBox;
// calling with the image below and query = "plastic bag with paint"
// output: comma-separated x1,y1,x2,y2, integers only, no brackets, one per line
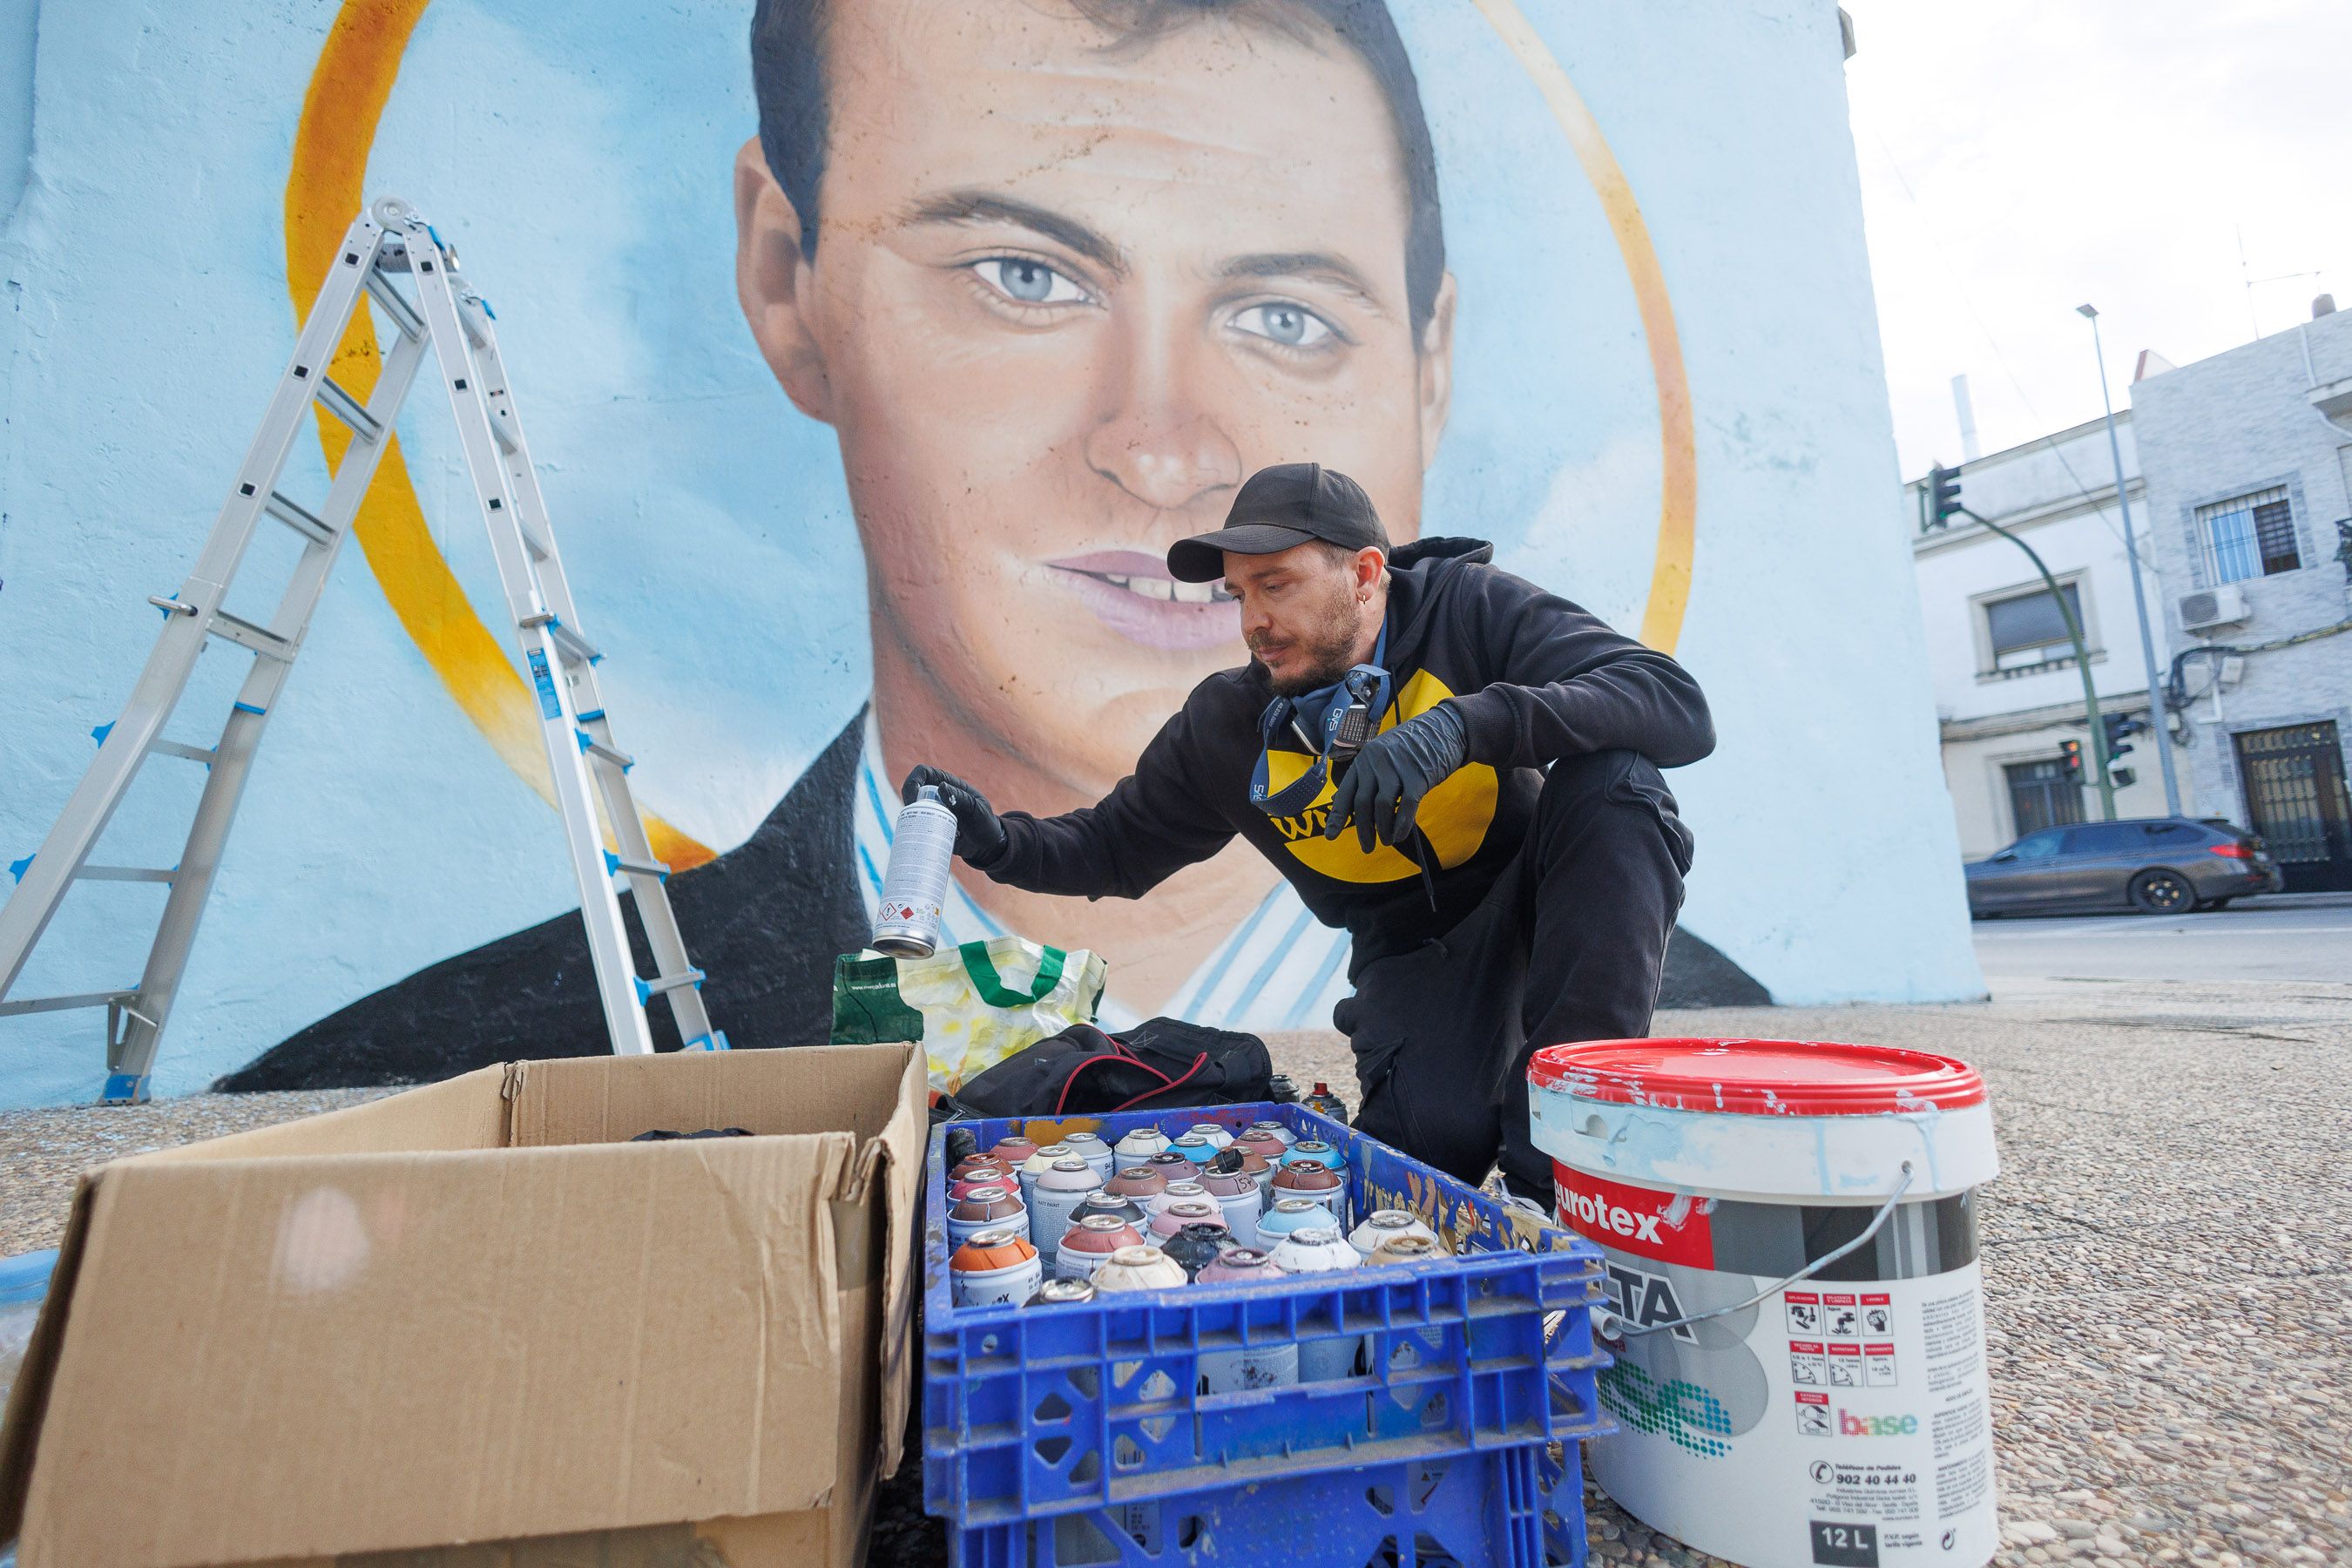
829,937,1108,1095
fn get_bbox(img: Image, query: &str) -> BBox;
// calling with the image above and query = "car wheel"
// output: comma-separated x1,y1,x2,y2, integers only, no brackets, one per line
2129,868,2193,915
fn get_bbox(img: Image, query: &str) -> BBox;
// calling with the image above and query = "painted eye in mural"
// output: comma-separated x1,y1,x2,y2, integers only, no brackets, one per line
971,258,1092,307
1232,302,1336,348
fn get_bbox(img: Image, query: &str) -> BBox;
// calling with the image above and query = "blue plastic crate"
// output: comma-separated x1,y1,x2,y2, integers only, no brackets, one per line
923,1102,1612,1533
954,1435,1590,1567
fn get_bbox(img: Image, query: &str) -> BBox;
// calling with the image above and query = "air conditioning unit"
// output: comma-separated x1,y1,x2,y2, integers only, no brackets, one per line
2178,584,2250,632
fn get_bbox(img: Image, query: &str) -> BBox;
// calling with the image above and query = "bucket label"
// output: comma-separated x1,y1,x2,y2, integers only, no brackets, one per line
1567,1170,1997,1568
1553,1165,1714,1267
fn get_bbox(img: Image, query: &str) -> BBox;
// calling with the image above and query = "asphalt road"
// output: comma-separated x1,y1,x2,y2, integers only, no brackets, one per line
1972,893,2352,984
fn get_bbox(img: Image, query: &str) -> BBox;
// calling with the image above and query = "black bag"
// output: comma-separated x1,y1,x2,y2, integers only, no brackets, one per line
950,1017,1274,1118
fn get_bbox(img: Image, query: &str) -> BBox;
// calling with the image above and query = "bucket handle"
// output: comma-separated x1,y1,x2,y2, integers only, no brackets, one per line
1587,1161,1917,1344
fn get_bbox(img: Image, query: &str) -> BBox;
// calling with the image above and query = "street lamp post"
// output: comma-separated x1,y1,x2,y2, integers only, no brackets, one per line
2077,303,2184,816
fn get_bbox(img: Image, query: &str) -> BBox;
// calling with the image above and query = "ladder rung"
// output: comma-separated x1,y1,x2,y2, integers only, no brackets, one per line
148,594,198,617
148,739,217,765
364,265,426,340
634,969,705,1004
489,406,518,455
523,613,601,666
76,865,178,883
517,517,552,559
0,990,135,1018
604,849,669,880
264,490,335,546
207,609,294,662
577,732,633,770
314,377,382,442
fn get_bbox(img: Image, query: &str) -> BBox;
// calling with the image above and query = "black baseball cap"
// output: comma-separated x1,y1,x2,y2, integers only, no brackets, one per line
1166,463,1390,584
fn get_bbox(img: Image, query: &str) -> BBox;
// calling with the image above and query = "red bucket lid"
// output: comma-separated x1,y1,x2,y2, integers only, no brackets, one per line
1527,1037,1986,1117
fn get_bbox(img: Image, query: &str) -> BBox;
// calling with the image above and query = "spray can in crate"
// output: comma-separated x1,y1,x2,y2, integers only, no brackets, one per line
1245,1119,1297,1149
1282,1138,1341,1168
870,786,956,957
1092,1245,1189,1294
1148,1179,1210,1217
1104,1166,1167,1206
1270,1159,1348,1228
1112,1126,1171,1172
1146,1150,1196,1182
1024,1277,1096,1308
1193,1248,1301,1392
948,1164,1013,1201
1171,1133,1220,1166
1159,1223,1232,1281
1367,1234,1443,1267
1256,1196,1335,1248
1017,1144,1078,1205
950,1230,1043,1308
1056,1214,1146,1281
1028,1159,1105,1244
1059,1132,1115,1182
1186,1123,1235,1150
1267,1226,1366,1380
1071,1192,1150,1233
947,1185,1029,1247
1149,1199,1227,1241
1349,1209,1441,1260
1199,1166,1263,1247
987,1136,1038,1170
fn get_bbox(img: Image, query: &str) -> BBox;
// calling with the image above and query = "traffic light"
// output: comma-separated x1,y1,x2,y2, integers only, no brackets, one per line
2057,739,2083,781
1927,464,1965,528
2101,712,2146,765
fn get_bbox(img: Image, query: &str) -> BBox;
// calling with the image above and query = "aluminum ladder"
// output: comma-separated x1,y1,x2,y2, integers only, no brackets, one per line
0,197,726,1102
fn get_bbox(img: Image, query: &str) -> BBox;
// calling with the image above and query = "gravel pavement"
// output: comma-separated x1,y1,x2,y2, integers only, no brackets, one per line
4,979,2346,1566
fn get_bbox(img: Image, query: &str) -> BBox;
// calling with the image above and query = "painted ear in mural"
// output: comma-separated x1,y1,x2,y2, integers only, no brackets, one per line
1418,270,1459,470
734,138,836,425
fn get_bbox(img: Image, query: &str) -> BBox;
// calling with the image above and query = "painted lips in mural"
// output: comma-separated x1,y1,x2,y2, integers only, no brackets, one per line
219,0,1764,1092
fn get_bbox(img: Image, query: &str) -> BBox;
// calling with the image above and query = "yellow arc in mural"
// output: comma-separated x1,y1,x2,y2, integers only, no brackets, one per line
287,0,1694,864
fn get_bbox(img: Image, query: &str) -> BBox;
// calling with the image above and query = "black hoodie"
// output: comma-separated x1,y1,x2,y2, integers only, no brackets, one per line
983,537,1714,962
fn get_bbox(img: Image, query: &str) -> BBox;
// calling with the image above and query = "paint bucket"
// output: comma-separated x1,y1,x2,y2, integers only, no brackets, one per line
871,786,956,958
1528,1037,2000,1568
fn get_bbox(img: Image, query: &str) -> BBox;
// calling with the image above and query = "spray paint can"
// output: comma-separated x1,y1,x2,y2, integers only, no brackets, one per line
988,1137,1040,1171
1198,1168,1264,1248
1348,1210,1441,1260
1112,1127,1171,1173
1186,1123,1235,1151
1092,1245,1190,1294
1270,1159,1348,1229
1149,1199,1228,1241
948,1164,1015,1202
950,1229,1043,1308
947,1185,1030,1248
1267,1226,1367,1379
1366,1234,1443,1267
1056,1214,1147,1281
1148,1179,1212,1218
1171,1133,1220,1166
1028,1159,1106,1244
1283,1139,1341,1169
1193,1248,1300,1392
1059,1132,1116,1182
871,786,957,958
1301,1081,1350,1124
1246,1119,1298,1149
1018,1144,1078,1206
1159,1223,1232,1281
1025,1277,1097,1308
1104,1167,1168,1206
1234,1128,1288,1166
1071,1192,1151,1233
1255,1197,1335,1248
1147,1151,1196,1182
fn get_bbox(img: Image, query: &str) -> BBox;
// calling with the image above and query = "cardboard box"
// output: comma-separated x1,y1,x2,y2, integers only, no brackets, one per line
0,1043,926,1568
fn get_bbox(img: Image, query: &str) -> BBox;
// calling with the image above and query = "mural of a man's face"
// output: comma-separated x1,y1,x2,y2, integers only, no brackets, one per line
738,0,1451,795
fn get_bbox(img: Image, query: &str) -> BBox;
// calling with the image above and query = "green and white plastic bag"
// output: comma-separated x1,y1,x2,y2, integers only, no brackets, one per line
830,937,1108,1095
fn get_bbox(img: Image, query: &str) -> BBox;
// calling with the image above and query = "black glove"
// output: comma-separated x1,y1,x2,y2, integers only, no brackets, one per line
1323,703,1468,853
901,765,1010,868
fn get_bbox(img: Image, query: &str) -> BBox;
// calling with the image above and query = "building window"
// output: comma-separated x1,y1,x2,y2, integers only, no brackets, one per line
1984,583,2085,672
2197,485,2298,583
2005,757,2085,837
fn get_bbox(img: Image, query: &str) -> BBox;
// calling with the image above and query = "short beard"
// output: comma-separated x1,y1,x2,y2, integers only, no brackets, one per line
1254,582,1367,697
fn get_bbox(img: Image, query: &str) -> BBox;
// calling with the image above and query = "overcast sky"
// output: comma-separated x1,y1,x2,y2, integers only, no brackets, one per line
1842,0,2352,483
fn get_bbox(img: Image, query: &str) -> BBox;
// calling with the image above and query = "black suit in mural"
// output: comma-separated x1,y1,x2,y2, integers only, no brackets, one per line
219,715,1766,1091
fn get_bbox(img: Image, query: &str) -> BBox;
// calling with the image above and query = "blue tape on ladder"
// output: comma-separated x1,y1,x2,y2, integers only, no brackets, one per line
427,223,445,252
576,730,594,754
153,592,179,618
233,701,267,716
602,849,620,876
98,1071,151,1105
481,299,496,320
91,721,114,746
8,854,30,882
576,709,605,722
682,1031,733,1053
632,976,652,1006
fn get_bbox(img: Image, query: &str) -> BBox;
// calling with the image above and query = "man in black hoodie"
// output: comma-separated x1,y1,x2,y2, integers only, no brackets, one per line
904,463,1712,1198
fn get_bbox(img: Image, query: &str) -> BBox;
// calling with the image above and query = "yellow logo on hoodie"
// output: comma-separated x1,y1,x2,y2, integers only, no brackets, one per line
1258,670,1498,883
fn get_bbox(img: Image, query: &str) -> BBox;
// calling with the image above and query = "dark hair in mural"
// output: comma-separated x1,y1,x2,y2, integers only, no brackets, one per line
748,0,1450,337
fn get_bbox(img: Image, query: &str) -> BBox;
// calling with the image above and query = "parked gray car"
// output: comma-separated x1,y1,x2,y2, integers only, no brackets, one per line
1966,817,2282,916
